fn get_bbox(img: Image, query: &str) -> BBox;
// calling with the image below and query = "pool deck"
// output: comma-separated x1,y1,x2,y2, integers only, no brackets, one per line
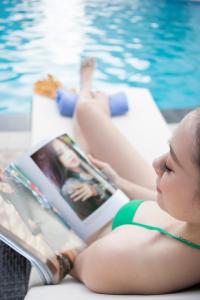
0,90,194,167
0,121,180,167
0,120,188,167
0,123,178,168
0,113,31,131
161,108,194,123
0,107,192,132
0,108,191,149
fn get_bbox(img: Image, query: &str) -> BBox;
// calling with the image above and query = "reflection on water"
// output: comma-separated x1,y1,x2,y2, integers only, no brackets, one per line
0,0,84,114
0,0,200,114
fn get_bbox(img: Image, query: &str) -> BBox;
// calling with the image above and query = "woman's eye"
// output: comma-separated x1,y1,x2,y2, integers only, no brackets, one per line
164,163,172,173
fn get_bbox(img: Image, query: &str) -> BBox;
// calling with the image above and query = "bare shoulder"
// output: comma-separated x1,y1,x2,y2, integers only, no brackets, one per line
134,200,173,225
81,201,200,294
93,222,200,294
83,204,200,294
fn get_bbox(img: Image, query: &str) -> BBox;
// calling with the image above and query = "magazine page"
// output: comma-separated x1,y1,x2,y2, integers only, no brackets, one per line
0,165,85,284
16,132,129,240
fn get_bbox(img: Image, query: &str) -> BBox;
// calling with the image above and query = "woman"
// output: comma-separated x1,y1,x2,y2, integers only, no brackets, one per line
32,138,110,220
63,58,200,294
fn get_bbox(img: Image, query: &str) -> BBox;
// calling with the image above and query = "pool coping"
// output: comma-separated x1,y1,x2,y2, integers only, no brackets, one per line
160,108,194,123
0,97,193,150
0,107,193,132
0,113,31,131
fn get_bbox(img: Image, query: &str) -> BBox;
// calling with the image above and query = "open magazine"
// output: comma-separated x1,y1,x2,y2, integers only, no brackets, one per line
0,132,129,285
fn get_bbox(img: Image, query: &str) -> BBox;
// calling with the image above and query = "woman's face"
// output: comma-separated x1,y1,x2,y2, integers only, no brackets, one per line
53,139,80,169
153,112,200,224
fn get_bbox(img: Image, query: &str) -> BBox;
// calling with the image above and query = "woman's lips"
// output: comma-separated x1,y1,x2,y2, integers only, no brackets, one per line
156,186,162,193
156,179,162,193
70,158,79,166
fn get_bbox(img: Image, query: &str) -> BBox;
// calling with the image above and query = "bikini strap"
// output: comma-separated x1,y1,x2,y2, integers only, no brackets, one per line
132,221,200,250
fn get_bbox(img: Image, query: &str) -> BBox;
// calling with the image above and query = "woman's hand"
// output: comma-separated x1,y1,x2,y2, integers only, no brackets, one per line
88,155,120,185
70,183,97,202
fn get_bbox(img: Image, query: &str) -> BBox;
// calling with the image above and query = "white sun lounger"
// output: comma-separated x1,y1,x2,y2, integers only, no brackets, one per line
31,87,171,163
26,87,200,299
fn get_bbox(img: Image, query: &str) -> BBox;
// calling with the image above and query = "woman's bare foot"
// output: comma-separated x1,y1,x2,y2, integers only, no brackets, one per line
80,57,95,93
73,58,109,153
79,58,109,114
73,58,96,153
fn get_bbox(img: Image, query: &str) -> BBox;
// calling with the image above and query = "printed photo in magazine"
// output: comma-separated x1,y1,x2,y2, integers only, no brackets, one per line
0,164,85,284
0,132,129,284
16,132,129,240
31,134,113,220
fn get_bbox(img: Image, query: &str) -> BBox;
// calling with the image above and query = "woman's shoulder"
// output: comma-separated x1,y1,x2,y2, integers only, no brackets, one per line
134,200,200,257
112,200,200,291
108,217,200,293
134,200,172,226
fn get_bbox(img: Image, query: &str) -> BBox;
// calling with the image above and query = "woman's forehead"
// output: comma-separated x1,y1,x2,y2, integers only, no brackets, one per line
54,139,68,148
175,113,196,141
171,116,197,168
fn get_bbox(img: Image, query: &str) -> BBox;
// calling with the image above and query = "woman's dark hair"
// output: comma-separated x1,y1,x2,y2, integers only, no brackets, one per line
58,135,89,164
32,141,77,188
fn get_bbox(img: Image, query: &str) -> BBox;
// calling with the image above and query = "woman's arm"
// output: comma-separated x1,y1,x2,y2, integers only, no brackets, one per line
116,176,156,201
70,224,200,294
89,156,156,201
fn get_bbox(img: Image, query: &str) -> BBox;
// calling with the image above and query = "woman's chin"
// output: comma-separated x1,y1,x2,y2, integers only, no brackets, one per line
69,162,80,169
156,194,165,210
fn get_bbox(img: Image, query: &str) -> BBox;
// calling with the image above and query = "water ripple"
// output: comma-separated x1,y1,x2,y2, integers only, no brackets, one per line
0,0,200,114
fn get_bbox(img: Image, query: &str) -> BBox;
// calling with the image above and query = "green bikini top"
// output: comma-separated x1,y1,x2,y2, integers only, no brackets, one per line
112,199,200,250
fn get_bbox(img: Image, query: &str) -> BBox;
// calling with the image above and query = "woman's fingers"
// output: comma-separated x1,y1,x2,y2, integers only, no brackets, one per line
88,155,107,170
70,184,93,202
72,191,88,202
88,155,119,184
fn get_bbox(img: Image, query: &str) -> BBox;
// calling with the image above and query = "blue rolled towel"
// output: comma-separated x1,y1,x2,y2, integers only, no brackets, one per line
56,89,129,117
56,90,78,117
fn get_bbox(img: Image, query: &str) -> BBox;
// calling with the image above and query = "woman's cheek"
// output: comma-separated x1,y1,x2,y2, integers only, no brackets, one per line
159,173,168,191
158,175,174,212
160,173,174,197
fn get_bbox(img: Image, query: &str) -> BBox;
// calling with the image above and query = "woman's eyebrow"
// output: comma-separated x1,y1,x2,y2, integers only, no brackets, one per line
168,143,183,168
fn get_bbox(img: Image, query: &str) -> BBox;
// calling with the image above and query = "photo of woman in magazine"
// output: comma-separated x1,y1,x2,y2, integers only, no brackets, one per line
0,165,85,283
31,135,113,220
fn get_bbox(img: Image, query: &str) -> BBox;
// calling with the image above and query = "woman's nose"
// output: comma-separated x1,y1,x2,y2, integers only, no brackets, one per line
153,158,161,176
152,154,167,177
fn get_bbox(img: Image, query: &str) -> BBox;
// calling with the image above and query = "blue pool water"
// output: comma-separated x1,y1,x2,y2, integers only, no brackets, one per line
0,0,200,115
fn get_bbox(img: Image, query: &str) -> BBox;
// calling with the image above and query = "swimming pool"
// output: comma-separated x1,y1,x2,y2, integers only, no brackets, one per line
0,0,200,116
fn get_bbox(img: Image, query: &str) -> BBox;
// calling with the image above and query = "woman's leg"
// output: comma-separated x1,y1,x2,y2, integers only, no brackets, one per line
73,58,96,154
73,58,156,190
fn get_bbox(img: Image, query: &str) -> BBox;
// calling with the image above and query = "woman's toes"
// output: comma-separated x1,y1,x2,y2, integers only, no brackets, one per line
88,57,95,68
81,57,95,72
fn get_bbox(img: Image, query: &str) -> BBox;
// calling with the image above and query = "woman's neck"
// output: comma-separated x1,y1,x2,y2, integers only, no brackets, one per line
159,209,200,244
71,166,82,173
176,221,200,244
186,221,200,237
